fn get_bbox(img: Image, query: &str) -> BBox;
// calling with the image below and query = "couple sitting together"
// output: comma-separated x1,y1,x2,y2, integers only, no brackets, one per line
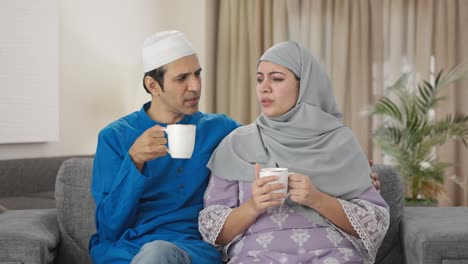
89,30,389,264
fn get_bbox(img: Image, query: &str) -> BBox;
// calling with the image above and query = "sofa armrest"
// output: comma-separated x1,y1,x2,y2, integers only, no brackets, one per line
55,157,95,264
402,207,468,264
0,209,60,264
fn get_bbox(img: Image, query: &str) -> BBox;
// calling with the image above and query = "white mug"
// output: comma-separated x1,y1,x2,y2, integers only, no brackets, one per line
162,124,196,159
259,167,291,203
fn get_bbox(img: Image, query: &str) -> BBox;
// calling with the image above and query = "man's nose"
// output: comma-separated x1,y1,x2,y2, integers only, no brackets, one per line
188,76,201,92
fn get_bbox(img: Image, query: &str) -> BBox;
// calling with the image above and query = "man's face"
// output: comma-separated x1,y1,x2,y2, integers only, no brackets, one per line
159,54,202,116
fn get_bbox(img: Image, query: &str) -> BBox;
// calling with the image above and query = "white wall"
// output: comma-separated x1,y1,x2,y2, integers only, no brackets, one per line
0,0,59,144
0,0,213,159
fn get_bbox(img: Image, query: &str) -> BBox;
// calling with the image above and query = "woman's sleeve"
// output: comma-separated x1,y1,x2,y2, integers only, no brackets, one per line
198,174,240,259
336,187,390,263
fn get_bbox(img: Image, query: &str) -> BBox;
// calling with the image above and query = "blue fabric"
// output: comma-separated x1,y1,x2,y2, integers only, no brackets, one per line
131,240,191,264
89,102,239,264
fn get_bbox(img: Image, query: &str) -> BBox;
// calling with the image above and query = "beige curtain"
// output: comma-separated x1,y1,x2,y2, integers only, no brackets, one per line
212,0,289,125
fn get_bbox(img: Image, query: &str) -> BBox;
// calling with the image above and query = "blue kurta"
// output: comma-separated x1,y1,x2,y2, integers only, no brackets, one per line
89,102,239,264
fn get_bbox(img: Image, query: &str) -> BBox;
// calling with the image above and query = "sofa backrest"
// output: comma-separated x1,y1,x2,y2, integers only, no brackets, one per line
54,158,405,264
373,164,405,264
55,158,95,264
0,156,83,197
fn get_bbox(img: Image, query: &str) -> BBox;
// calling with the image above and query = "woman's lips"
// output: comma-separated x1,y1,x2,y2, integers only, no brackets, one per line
261,98,273,107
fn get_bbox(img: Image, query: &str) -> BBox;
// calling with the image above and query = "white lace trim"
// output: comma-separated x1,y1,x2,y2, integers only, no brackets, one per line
337,199,390,264
228,234,245,262
199,204,233,245
339,227,372,264
199,204,247,262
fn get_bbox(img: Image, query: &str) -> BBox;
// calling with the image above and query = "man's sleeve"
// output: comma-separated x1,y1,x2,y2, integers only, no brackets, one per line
91,129,147,242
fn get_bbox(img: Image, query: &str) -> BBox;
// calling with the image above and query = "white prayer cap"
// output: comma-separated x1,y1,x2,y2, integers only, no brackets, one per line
142,30,196,73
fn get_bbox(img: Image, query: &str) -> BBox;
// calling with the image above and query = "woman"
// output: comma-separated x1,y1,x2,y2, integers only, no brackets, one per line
199,41,389,263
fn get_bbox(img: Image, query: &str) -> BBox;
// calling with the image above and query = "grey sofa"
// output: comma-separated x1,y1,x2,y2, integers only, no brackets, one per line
0,156,91,264
1,157,468,264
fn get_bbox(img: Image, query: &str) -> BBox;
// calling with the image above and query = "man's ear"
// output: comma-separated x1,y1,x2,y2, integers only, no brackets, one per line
144,76,162,96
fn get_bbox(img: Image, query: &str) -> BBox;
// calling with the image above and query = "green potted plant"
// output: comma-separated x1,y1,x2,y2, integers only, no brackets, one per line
367,63,468,204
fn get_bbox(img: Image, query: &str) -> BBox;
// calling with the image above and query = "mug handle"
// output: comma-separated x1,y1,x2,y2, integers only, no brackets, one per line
160,127,172,156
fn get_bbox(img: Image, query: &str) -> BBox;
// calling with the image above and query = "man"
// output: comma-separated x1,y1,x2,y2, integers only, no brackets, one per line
89,31,239,264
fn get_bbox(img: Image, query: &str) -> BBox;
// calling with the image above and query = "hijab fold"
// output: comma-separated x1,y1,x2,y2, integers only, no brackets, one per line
208,41,371,225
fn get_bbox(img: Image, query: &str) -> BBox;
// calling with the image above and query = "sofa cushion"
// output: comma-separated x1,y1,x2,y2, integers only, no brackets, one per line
55,158,95,264
0,204,6,214
373,165,404,264
0,209,60,264
403,207,468,264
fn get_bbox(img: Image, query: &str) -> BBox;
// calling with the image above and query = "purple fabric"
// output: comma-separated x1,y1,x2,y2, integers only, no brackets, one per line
199,174,389,264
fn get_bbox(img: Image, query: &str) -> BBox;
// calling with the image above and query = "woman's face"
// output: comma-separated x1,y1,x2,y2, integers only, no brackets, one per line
256,61,299,118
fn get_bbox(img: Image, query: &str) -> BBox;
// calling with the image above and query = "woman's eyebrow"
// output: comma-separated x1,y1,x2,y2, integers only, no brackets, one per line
256,71,286,75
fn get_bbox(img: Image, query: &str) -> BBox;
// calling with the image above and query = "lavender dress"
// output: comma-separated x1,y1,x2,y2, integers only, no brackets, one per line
199,174,389,264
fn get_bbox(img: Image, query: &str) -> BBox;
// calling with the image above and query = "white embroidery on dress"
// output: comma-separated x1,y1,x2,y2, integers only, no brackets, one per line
233,236,245,256
308,249,324,256
247,250,261,262
338,247,354,261
199,205,232,245
339,229,369,263
267,203,291,229
279,253,289,264
256,232,274,248
323,257,340,264
326,227,343,247
291,229,311,253
338,198,390,264
228,236,245,263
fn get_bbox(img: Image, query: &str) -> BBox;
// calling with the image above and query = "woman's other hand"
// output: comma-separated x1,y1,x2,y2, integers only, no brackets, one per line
288,173,323,209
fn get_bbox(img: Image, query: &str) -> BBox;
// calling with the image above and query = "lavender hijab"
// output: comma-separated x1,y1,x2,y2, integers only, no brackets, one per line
207,41,372,225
